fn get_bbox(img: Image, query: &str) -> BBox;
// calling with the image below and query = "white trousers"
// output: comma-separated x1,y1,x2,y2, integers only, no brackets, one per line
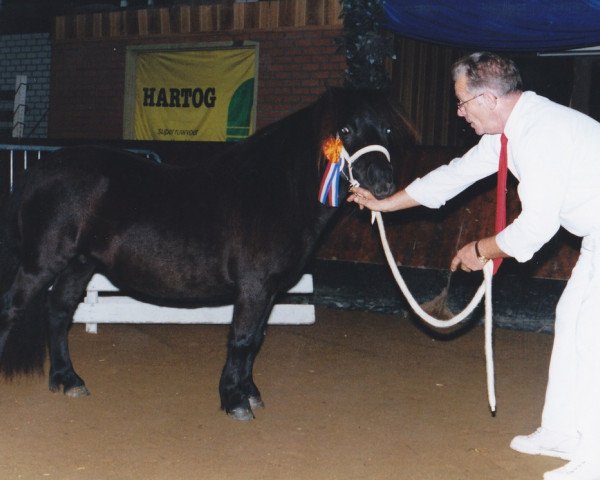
541,234,600,456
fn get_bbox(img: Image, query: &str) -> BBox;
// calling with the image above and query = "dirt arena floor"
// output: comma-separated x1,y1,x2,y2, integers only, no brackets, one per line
0,307,564,480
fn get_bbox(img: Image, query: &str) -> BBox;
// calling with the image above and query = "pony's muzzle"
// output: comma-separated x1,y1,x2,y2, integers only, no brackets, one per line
367,157,395,199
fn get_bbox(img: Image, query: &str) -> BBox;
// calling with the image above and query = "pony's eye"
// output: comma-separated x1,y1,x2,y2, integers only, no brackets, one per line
340,127,350,135
385,128,392,135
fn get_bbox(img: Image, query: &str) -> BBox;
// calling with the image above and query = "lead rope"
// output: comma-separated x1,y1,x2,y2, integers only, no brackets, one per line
371,210,496,415
322,139,496,413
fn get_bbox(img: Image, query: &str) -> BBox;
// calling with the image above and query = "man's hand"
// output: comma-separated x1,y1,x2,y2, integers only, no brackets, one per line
451,236,508,272
347,187,422,213
451,240,487,272
347,186,379,211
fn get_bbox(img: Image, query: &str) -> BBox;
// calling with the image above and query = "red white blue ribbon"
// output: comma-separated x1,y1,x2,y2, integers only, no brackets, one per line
318,138,391,208
318,159,342,207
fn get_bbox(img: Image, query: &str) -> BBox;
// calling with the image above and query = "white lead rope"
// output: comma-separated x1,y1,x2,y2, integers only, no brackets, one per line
340,140,496,413
372,211,497,415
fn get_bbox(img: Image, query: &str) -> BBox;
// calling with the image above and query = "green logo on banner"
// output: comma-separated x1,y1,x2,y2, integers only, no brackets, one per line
226,79,255,142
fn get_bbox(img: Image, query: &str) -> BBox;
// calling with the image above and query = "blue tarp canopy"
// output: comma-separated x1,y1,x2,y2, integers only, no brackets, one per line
383,0,600,52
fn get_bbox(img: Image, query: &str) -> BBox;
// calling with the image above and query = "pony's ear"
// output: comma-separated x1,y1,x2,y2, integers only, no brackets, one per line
358,90,421,146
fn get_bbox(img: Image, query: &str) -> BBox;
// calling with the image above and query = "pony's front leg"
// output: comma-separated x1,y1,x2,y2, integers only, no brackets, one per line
220,293,274,421
47,258,95,397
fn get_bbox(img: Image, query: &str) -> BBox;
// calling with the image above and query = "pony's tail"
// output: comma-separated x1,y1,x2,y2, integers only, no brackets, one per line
0,190,47,378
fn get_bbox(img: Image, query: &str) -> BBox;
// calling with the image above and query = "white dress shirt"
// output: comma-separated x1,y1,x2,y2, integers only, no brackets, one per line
405,91,600,262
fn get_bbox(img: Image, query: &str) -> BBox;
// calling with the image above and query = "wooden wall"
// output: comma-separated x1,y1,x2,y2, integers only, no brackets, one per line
390,37,474,147
390,37,578,147
316,147,580,281
53,1,342,40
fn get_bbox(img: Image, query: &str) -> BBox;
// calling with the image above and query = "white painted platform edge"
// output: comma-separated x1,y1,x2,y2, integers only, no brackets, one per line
73,274,315,334
84,273,314,294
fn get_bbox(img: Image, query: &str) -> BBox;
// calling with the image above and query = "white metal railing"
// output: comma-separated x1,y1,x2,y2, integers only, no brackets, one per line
1,144,162,193
12,76,27,139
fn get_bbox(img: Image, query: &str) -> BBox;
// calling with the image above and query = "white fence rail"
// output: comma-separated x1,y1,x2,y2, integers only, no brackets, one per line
1,144,315,333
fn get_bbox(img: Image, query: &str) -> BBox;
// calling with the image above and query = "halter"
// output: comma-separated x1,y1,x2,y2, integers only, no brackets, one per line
341,144,391,189
318,135,391,207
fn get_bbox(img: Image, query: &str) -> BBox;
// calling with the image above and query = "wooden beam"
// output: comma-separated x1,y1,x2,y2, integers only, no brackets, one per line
233,2,245,30
54,16,66,41
178,5,191,34
326,0,342,26
258,1,278,29
92,13,102,37
53,0,343,40
199,5,213,32
294,0,307,27
159,8,170,35
108,11,121,37
75,14,86,37
137,9,148,36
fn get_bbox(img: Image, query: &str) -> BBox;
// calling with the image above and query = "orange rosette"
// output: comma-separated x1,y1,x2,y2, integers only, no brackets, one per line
321,136,343,164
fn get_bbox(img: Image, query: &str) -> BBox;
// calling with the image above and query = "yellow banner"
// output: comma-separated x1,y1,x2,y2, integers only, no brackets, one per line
134,48,256,142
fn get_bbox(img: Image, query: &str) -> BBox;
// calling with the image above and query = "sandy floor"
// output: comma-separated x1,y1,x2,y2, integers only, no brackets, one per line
0,307,564,480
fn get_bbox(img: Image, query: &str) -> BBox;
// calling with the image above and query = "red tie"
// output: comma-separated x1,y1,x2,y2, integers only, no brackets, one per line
493,133,508,274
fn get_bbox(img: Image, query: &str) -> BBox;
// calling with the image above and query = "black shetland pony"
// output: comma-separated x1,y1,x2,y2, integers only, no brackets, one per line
0,88,414,420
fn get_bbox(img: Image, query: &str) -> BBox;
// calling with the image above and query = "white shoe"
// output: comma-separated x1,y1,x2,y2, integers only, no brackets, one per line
544,458,600,480
510,427,578,461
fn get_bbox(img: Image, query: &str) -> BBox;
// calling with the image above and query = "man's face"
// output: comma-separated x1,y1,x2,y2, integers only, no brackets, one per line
454,75,490,136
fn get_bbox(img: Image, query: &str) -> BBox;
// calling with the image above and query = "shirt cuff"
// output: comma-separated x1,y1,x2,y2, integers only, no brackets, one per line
495,229,535,263
405,178,444,209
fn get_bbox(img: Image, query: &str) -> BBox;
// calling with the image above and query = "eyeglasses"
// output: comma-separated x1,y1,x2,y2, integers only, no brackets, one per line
457,93,484,110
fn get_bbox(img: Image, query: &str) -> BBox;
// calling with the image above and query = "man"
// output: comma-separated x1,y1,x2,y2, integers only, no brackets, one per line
349,52,600,480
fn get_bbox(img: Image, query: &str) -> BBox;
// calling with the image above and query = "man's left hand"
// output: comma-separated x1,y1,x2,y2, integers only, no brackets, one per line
451,241,486,272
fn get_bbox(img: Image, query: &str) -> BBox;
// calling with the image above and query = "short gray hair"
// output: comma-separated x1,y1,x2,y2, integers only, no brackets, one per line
452,52,522,97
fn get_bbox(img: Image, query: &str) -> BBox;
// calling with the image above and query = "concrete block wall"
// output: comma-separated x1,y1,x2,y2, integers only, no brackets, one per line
0,33,51,139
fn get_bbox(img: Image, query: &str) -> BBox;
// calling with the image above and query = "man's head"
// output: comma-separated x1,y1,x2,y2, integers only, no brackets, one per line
452,52,523,135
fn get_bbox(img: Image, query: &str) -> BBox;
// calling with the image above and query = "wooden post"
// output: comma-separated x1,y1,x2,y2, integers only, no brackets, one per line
92,13,103,37
137,9,148,36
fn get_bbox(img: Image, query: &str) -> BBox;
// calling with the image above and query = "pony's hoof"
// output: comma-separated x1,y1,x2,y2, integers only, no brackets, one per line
228,407,255,421
248,395,264,410
65,385,91,398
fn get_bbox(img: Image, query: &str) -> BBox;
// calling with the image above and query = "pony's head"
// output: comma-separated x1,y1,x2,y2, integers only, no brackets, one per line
317,88,416,207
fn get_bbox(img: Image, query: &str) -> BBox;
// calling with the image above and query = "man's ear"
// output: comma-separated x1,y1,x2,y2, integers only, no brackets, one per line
483,92,499,110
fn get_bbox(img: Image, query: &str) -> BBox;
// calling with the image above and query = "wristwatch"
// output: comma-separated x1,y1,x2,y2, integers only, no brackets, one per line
475,241,489,264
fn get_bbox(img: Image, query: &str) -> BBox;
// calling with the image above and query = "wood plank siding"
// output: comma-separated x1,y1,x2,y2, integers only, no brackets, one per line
53,1,342,41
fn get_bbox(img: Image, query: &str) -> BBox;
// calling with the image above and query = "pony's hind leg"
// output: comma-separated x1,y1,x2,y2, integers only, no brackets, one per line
47,256,95,397
0,266,59,357
220,292,275,421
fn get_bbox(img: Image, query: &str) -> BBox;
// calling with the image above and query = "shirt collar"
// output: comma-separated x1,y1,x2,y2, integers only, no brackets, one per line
503,91,535,139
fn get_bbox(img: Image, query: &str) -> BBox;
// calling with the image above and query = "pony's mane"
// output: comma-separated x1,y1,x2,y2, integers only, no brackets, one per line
212,87,419,189
224,97,323,163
